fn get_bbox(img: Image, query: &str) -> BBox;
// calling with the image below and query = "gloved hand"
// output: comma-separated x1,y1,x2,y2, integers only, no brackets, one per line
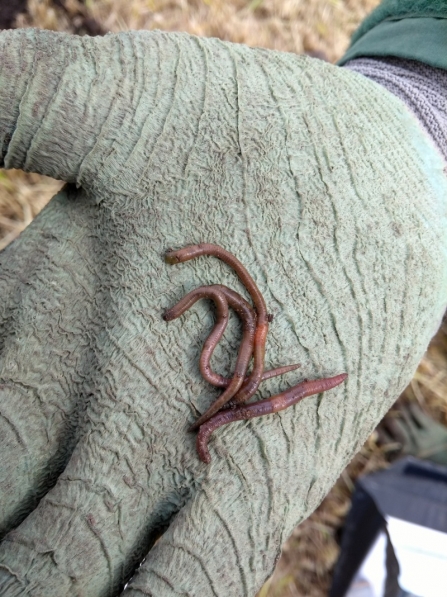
0,28,446,597
379,399,447,465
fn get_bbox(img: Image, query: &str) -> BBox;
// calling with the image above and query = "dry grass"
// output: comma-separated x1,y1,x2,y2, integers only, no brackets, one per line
3,2,447,596
0,170,62,251
88,0,379,61
18,0,380,61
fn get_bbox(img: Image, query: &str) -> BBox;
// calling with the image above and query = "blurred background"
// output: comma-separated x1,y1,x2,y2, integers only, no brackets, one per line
1,2,447,596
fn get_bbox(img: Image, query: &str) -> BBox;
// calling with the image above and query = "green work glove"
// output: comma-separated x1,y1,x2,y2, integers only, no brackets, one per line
0,28,446,597
379,400,447,466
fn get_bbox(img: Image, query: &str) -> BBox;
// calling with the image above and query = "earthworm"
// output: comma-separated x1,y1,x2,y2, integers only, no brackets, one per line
165,244,269,428
196,373,348,464
164,283,300,388
164,284,253,387
164,284,256,417
164,284,229,386
197,290,300,390
220,363,301,390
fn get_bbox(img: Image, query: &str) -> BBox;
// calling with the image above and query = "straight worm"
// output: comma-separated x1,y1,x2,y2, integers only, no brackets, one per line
196,373,348,464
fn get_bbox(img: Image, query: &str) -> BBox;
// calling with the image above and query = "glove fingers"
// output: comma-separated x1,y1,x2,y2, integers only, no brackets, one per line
121,458,275,597
0,187,98,536
0,293,207,595
0,206,273,596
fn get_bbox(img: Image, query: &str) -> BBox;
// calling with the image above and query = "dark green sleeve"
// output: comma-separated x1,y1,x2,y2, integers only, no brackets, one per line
338,0,447,70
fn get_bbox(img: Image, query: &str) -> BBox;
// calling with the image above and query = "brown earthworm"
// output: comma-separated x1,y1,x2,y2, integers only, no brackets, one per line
164,284,230,386
164,282,300,388
165,244,269,428
196,289,300,390
219,363,302,390
164,284,256,417
165,284,255,388
196,373,348,464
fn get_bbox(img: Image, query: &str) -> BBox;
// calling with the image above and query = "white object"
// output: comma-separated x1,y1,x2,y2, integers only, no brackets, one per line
387,516,447,597
347,517,447,597
356,531,388,597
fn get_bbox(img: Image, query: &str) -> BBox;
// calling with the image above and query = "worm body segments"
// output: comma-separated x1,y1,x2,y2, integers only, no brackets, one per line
164,283,301,393
164,284,256,424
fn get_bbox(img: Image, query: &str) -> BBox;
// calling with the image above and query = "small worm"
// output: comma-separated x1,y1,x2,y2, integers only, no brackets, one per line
200,285,255,388
196,290,300,390
164,284,230,386
219,363,302,390
165,282,300,390
164,284,256,417
165,244,269,428
196,373,348,464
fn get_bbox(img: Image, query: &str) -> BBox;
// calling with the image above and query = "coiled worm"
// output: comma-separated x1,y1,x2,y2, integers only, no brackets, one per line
164,284,256,420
